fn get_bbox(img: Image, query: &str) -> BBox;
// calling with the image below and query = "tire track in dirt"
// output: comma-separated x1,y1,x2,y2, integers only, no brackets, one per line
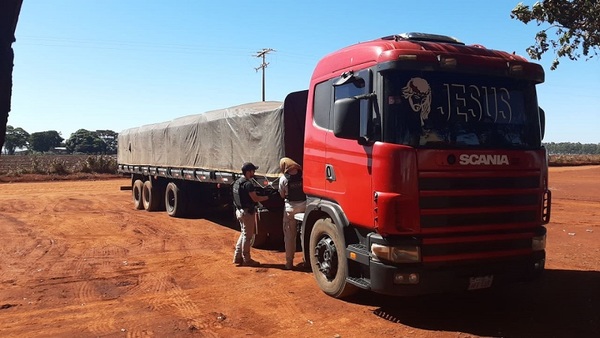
2,173,597,337
67,244,143,337
86,315,119,337
73,244,130,301
125,327,157,338
52,196,95,213
0,219,36,283
0,199,38,213
127,271,221,337
0,214,68,283
127,222,171,253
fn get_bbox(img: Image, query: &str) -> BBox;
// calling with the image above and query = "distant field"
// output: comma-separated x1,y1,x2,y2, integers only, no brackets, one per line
0,154,117,175
1,154,598,177
548,154,600,166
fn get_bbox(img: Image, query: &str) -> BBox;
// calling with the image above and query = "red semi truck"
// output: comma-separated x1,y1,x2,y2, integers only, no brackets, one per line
118,32,551,298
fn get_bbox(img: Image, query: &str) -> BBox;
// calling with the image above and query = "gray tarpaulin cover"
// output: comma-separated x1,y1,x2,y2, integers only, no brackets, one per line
117,101,285,177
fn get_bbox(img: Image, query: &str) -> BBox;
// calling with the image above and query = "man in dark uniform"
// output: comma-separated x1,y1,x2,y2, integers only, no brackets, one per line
232,162,269,266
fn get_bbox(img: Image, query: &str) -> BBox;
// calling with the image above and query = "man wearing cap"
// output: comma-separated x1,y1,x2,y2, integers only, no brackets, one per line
232,162,269,266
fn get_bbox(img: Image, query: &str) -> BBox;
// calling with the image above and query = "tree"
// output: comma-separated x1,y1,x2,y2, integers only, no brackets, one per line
65,129,108,154
3,125,29,154
29,130,63,153
511,0,600,70
544,141,600,154
95,129,118,154
0,0,23,154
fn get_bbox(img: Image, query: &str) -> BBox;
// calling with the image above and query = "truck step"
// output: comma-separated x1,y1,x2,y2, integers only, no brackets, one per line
346,276,371,290
347,243,370,265
348,243,369,253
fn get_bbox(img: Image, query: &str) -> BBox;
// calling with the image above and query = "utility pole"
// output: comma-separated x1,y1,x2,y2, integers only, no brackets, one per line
254,48,275,102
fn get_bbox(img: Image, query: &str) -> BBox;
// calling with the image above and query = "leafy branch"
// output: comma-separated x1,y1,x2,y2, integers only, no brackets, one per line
511,0,600,70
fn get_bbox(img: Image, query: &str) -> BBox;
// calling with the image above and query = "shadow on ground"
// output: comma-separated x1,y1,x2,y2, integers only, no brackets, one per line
203,210,237,230
205,208,288,251
350,269,599,338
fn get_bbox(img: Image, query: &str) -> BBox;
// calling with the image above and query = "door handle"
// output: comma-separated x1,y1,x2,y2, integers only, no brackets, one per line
325,164,336,182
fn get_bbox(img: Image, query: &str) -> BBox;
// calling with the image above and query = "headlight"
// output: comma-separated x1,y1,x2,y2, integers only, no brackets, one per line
532,234,546,251
371,243,421,263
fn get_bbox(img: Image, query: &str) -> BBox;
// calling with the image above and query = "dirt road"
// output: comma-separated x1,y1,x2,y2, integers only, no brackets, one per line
0,167,598,337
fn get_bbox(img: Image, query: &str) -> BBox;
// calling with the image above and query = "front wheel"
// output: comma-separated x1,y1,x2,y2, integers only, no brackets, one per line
309,218,358,298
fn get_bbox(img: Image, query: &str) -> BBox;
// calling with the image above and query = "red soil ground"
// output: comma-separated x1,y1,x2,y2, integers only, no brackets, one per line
0,166,598,337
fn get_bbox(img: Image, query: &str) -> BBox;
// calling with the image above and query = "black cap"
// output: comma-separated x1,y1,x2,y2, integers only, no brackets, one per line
241,162,258,173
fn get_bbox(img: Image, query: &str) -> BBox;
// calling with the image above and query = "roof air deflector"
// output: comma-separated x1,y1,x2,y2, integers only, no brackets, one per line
382,32,464,45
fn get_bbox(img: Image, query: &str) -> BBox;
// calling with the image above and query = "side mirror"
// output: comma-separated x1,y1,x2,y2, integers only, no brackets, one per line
333,97,360,140
539,107,545,140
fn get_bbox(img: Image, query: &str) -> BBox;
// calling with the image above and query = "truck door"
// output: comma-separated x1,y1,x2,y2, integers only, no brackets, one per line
326,69,374,228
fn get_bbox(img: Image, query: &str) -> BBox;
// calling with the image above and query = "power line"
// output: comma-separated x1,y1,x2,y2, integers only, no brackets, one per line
254,48,275,102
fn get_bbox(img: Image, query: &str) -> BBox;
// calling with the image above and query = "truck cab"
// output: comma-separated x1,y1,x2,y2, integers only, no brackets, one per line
298,33,551,297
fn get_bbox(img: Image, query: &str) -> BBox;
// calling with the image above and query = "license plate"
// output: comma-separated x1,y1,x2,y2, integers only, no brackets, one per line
468,275,494,290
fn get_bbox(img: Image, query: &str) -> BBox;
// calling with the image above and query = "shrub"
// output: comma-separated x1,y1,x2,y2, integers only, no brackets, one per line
4,168,25,177
549,154,600,166
48,159,70,175
31,156,45,174
80,155,118,174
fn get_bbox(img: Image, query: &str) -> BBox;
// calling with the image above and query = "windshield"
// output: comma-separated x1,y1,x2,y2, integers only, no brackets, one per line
382,70,542,149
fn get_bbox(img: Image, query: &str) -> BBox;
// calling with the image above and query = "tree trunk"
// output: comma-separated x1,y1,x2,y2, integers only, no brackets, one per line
0,0,23,154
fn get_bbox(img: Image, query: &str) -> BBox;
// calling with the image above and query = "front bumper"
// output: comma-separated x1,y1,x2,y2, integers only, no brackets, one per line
364,251,545,296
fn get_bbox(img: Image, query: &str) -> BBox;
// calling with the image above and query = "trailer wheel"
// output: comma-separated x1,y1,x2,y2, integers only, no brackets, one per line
309,218,358,298
165,182,187,217
132,180,144,210
142,180,163,211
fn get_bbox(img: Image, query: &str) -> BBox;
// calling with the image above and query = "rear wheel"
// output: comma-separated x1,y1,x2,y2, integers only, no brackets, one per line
309,218,358,298
142,180,163,211
165,182,187,217
132,179,144,210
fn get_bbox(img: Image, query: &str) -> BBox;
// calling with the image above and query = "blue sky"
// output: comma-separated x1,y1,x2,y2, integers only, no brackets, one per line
8,0,600,143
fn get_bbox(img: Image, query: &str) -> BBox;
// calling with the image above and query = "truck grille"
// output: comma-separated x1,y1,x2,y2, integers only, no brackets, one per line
419,172,540,228
417,171,542,262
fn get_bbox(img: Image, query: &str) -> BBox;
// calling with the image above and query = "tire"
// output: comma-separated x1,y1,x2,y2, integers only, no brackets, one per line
309,218,358,298
132,179,144,210
142,180,163,211
165,182,187,217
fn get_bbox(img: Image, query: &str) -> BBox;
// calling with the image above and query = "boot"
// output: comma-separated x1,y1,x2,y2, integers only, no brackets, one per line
243,258,260,267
